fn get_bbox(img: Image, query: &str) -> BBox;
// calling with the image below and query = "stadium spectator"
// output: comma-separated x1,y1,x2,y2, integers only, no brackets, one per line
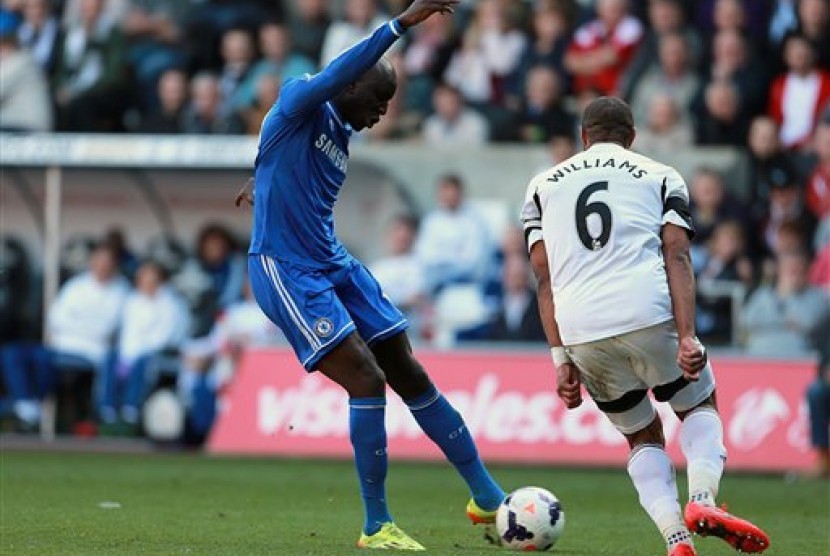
287,0,331,64
99,260,189,431
702,29,767,119
401,6,455,114
0,9,52,131
509,0,573,99
619,0,701,100
741,249,829,357
320,0,389,67
121,0,192,108
768,34,830,150
47,243,129,370
628,33,700,127
633,93,694,155
180,73,244,135
4,242,129,430
414,174,492,292
688,167,750,250
745,116,798,220
17,0,61,75
760,169,817,256
806,119,830,220
793,0,830,70
216,27,256,114
422,82,489,145
470,0,526,104
695,78,750,146
481,254,546,344
136,67,188,133
694,220,753,344
806,310,830,478
442,19,492,104
53,0,130,132
369,214,428,335
239,73,280,136
234,21,315,110
564,0,644,96
178,279,279,444
510,65,573,144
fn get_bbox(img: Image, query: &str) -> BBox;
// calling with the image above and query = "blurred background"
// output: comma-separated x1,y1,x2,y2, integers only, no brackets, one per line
0,0,828,477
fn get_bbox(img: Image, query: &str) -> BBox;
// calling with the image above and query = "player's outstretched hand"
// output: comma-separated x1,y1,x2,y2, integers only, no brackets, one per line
397,0,460,30
556,362,583,409
678,335,707,381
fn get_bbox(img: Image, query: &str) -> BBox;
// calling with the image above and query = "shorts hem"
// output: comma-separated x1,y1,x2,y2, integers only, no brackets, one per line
365,320,409,346
301,322,357,371
668,380,717,413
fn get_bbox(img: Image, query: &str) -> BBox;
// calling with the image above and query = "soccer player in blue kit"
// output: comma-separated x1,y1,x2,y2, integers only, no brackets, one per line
245,0,504,550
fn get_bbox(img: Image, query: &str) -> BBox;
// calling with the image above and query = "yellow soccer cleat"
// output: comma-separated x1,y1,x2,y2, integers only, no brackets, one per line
356,522,426,551
466,498,498,525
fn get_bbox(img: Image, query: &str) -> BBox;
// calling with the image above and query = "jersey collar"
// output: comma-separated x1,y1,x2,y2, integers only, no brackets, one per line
587,142,627,152
326,102,353,135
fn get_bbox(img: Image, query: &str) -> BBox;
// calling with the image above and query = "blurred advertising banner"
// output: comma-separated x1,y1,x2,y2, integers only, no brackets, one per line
208,349,815,471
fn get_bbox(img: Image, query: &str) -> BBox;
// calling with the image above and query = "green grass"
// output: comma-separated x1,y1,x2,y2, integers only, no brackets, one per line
2,451,828,555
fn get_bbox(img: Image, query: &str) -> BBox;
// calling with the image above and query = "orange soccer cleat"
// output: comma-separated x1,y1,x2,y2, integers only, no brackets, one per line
668,542,697,556
685,502,770,553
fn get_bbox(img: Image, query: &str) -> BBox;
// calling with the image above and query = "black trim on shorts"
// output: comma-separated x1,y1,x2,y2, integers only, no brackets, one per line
595,389,648,413
652,376,690,402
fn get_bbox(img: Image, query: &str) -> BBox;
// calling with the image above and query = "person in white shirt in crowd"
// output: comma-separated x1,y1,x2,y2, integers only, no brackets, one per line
48,243,130,372
415,174,492,292
99,260,190,429
178,279,282,444
422,82,489,145
768,34,830,150
0,10,52,131
320,0,391,67
370,215,428,337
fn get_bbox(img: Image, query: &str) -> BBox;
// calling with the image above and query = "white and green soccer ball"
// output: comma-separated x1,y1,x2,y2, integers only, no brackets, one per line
496,487,565,552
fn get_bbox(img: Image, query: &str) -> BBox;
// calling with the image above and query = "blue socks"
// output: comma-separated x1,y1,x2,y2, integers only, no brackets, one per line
407,385,504,511
349,397,392,535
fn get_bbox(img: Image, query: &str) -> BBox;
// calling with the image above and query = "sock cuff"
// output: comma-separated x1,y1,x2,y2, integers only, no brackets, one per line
350,397,386,409
405,385,440,411
628,443,666,465
683,406,720,422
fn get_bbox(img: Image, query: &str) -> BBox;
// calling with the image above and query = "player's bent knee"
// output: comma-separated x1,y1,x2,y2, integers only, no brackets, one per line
624,415,666,450
676,391,718,421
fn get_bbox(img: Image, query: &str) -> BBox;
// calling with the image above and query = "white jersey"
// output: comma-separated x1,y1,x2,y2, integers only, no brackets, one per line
522,142,694,345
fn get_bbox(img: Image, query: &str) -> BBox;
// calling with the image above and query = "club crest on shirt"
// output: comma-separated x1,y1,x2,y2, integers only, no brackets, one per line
314,318,334,337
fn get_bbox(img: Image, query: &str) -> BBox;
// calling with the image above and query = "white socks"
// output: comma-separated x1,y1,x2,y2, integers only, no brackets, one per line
628,444,692,549
679,407,726,507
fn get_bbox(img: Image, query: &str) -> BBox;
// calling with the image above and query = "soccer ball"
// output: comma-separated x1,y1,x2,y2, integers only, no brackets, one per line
496,487,565,551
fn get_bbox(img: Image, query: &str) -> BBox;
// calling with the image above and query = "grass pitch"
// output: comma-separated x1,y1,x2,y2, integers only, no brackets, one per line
2,451,828,555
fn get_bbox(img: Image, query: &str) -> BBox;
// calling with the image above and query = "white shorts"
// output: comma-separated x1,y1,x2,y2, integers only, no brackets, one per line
566,319,716,435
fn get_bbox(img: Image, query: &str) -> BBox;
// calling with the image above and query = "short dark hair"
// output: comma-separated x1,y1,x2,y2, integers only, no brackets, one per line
581,96,635,145
439,173,464,190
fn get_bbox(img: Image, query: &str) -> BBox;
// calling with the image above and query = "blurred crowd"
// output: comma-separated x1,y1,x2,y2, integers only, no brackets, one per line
0,0,829,462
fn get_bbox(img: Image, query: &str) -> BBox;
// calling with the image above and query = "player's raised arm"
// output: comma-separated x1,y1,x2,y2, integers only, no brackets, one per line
280,0,459,118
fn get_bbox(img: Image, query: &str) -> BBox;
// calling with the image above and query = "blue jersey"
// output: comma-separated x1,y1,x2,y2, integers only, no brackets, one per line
249,20,404,270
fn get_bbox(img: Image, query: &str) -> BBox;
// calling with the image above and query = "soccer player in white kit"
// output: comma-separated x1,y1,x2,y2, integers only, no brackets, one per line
523,97,770,556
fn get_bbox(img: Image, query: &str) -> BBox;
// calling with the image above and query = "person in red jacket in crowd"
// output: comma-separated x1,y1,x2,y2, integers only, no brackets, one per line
768,34,830,150
564,0,643,95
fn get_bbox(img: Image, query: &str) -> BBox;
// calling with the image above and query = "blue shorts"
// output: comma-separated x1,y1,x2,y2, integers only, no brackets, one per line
248,254,408,371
